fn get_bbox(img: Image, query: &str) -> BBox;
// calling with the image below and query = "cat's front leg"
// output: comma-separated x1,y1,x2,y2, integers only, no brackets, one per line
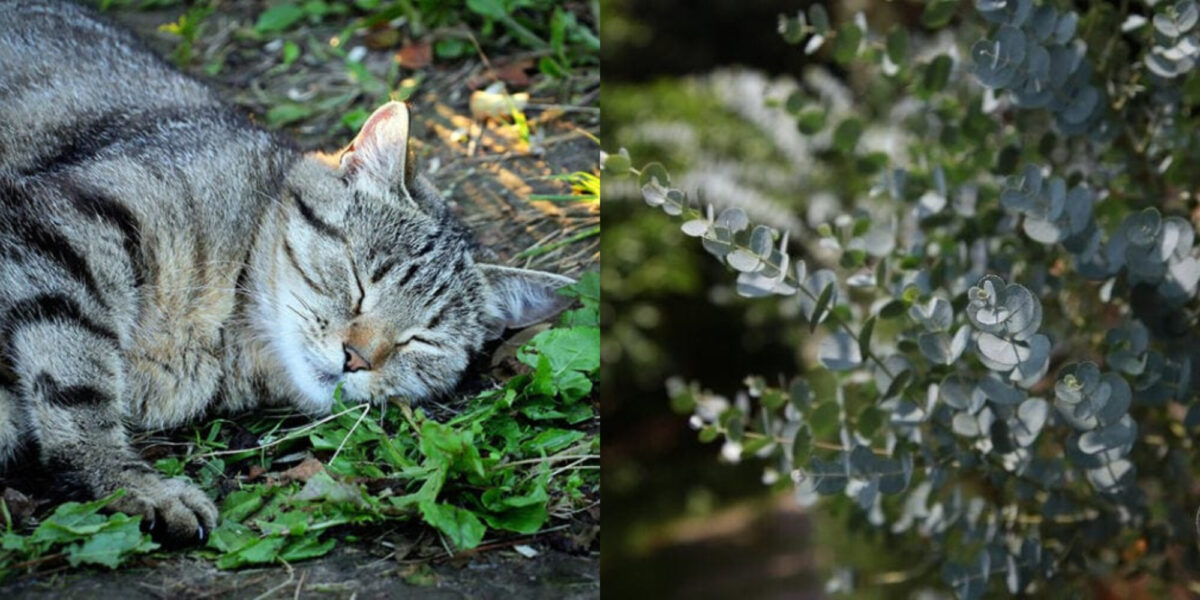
10,306,217,543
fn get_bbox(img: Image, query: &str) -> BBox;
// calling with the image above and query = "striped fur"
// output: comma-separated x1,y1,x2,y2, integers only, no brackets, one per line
0,1,574,543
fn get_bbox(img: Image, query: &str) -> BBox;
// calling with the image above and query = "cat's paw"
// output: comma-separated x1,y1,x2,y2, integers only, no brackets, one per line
106,471,218,545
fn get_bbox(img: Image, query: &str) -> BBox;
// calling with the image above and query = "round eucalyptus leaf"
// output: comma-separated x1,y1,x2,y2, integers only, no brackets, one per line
940,374,978,411
1053,10,1078,43
637,162,671,189
700,226,734,259
1085,458,1136,492
952,411,982,437
641,180,667,207
726,249,763,273
819,331,863,371
1028,5,1057,41
919,327,970,365
681,218,713,237
1060,84,1098,125
910,296,953,332
717,206,750,233
1012,397,1048,446
970,27,1028,88
979,374,1025,405
1078,414,1137,454
874,355,913,399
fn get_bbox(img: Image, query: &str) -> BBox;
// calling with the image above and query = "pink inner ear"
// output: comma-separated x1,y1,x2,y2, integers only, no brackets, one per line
346,101,409,157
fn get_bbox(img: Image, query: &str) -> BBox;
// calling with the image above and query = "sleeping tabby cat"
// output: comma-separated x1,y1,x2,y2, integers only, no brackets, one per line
0,1,575,543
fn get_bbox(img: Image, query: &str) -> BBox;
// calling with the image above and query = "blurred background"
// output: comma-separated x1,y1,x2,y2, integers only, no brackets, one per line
600,1,935,598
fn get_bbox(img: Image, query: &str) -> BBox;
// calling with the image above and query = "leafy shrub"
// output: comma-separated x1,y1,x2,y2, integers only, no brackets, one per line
607,0,1200,597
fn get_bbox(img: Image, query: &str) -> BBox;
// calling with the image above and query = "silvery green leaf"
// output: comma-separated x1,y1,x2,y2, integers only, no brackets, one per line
1146,50,1188,78
749,225,775,257
940,375,976,411
641,180,667,207
1000,284,1042,341
663,189,686,216
1085,458,1135,492
1011,45,1053,108
1154,0,1199,37
1123,14,1148,31
736,270,782,298
681,218,712,237
726,249,763,273
800,269,839,322
1060,84,1098,125
966,275,1009,334
1078,414,1137,454
875,355,914,399
918,326,970,366
701,226,734,258
1028,5,1057,41
1011,334,1050,387
717,206,750,233
953,411,982,437
1163,256,1200,302
1053,10,1078,43
1012,397,1048,446
1160,216,1195,260
819,331,863,371
970,27,1027,88
809,453,849,494
1065,186,1094,235
1023,216,1064,244
976,332,1025,370
976,0,1032,27
979,375,1025,405
910,297,953,331
1054,362,1100,405
1127,208,1163,247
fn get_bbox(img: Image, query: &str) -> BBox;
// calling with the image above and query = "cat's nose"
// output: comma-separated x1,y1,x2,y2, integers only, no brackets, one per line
343,343,371,372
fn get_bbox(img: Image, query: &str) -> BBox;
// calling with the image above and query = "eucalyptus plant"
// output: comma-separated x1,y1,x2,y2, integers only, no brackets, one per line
606,0,1200,597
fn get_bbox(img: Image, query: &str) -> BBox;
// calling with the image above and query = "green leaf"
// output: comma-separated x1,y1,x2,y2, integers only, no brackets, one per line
420,501,486,549
216,536,287,569
282,40,300,65
266,103,314,127
886,27,909,65
921,0,959,29
809,401,840,438
832,23,863,63
797,108,827,134
278,535,336,561
833,118,864,153
465,0,506,20
810,283,835,332
792,427,812,465
858,405,884,438
921,55,953,94
859,316,877,351
222,488,266,523
254,4,306,33
65,517,156,569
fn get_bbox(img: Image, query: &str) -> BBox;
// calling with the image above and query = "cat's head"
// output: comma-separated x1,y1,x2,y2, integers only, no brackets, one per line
262,101,575,413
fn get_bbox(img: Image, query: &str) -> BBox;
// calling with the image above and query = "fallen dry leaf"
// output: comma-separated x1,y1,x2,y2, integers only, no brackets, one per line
493,58,534,88
396,40,432,69
280,456,324,482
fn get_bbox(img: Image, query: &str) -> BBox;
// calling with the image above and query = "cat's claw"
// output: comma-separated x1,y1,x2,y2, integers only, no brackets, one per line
105,470,218,546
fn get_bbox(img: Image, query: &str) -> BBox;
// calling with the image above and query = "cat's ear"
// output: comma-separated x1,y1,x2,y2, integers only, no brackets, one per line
339,101,419,205
479,265,576,336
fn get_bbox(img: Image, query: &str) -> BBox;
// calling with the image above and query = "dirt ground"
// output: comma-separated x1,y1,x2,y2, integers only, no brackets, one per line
0,2,598,597
6,545,598,599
